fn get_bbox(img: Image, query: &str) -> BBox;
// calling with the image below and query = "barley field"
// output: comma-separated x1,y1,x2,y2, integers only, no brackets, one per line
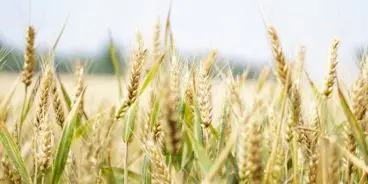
0,18,367,184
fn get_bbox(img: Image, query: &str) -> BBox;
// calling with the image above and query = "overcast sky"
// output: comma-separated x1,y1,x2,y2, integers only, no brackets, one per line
0,0,367,81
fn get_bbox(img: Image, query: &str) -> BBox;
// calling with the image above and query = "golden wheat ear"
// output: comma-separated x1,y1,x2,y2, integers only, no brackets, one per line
33,65,53,180
198,49,217,128
247,119,263,184
115,36,147,121
35,65,52,131
152,17,161,64
328,136,340,184
22,26,36,88
267,26,288,88
162,78,181,154
73,62,85,118
238,117,250,183
51,79,65,128
144,140,173,184
322,39,339,98
1,156,22,183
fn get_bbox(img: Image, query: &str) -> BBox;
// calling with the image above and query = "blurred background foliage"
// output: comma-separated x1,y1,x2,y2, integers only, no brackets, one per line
0,37,263,78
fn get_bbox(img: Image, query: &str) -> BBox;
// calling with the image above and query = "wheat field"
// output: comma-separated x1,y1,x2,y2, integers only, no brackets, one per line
0,18,367,184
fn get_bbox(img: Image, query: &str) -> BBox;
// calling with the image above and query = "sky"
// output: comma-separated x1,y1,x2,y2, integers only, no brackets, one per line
0,0,367,81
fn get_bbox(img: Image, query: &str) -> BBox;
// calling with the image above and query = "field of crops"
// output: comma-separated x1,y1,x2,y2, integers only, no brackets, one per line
0,17,368,184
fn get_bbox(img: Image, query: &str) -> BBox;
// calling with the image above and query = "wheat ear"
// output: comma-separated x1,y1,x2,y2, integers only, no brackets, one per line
115,37,147,121
248,120,263,184
322,39,339,98
198,49,217,128
267,26,288,89
22,26,36,88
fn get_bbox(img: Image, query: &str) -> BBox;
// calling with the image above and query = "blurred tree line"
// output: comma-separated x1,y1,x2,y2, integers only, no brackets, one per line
0,38,262,78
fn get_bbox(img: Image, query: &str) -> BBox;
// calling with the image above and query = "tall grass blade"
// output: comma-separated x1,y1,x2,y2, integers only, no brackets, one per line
206,122,238,182
51,88,86,184
56,74,72,111
141,154,152,184
337,81,368,163
139,53,165,96
20,74,40,127
122,103,138,142
0,123,32,184
185,127,213,174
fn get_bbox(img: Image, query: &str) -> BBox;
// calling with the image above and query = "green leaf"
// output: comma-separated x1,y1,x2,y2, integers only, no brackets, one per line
181,132,194,169
73,120,94,141
182,101,194,132
305,71,322,100
193,105,204,146
182,152,195,171
225,156,238,184
51,88,86,184
208,124,219,140
149,99,160,130
0,124,32,184
206,120,238,181
20,75,41,128
185,127,213,174
337,82,368,164
56,75,89,121
57,74,72,111
101,167,142,183
141,154,151,184
122,103,138,143
101,157,117,184
139,53,165,96
217,103,229,157
319,98,330,133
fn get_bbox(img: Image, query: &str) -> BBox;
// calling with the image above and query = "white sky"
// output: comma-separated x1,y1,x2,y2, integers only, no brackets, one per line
0,0,367,81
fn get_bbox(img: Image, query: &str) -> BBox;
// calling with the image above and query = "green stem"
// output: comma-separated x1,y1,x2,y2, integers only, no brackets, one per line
292,131,298,184
18,87,28,143
124,142,129,184
33,141,38,184
41,175,45,184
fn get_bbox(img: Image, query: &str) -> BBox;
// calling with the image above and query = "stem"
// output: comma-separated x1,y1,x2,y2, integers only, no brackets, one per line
264,80,288,183
19,87,28,140
124,142,129,184
41,175,45,184
117,74,123,101
292,131,298,184
167,154,172,168
206,127,238,182
33,145,38,184
205,128,209,155
216,104,228,158
320,138,328,184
